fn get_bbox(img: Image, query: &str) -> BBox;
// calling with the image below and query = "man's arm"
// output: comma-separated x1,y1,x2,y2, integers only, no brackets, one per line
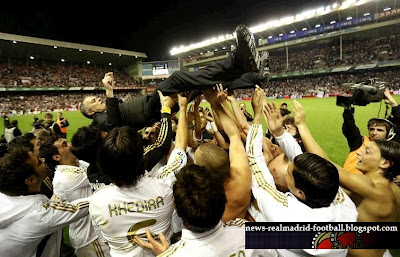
245,87,290,222
227,91,251,132
193,97,202,141
342,106,363,151
143,91,176,172
263,102,302,161
385,88,400,142
203,108,229,150
204,86,251,221
155,92,189,180
98,72,122,131
44,198,89,233
293,100,376,198
216,86,248,143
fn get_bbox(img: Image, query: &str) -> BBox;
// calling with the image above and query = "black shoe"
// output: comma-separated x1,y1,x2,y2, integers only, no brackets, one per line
258,51,270,82
233,24,258,73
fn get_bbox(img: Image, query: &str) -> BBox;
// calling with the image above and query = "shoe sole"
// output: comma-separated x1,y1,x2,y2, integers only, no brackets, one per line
235,25,258,72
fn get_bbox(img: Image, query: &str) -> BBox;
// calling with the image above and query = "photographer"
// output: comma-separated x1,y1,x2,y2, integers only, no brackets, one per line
31,116,44,130
342,88,400,174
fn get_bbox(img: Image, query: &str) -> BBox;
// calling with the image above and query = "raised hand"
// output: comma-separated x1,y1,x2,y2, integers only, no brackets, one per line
251,85,265,116
102,72,115,97
384,88,398,107
187,104,196,123
216,84,228,103
203,108,214,122
177,91,192,109
158,90,177,109
263,102,284,137
102,72,115,90
293,100,306,126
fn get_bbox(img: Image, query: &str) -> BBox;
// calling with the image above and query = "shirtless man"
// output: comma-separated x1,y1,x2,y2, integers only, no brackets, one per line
193,86,252,222
292,100,400,257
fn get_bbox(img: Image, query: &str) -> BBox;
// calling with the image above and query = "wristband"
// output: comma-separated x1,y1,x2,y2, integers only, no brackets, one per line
210,122,218,132
161,106,171,114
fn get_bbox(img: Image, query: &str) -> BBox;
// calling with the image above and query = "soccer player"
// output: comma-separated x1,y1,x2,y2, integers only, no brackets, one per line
192,86,252,222
133,164,278,257
39,135,111,257
247,87,357,257
0,147,90,257
292,100,400,257
89,92,190,257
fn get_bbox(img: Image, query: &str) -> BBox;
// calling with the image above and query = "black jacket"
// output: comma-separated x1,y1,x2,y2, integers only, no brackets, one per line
92,96,151,132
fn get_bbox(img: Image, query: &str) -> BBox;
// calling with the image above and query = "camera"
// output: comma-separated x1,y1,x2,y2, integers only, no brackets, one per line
336,78,386,107
32,116,43,129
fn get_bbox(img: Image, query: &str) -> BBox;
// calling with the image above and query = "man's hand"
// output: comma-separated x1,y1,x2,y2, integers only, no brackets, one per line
293,100,306,126
227,90,236,102
102,72,115,97
203,108,214,122
133,228,169,256
384,88,398,107
158,90,177,109
216,84,228,104
193,95,201,107
187,104,196,123
152,122,161,130
178,91,192,109
251,85,265,116
263,102,284,137
203,88,217,104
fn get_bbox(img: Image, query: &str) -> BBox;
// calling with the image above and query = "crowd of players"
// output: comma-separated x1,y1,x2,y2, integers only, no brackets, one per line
0,24,399,257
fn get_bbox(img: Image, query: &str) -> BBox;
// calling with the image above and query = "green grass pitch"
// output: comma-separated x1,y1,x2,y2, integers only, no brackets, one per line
1,96,399,167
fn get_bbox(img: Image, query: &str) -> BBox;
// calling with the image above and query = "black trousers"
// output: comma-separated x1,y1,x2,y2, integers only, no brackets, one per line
144,54,259,124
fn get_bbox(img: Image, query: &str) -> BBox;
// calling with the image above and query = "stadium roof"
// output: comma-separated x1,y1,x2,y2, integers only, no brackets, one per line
170,0,397,58
0,32,148,67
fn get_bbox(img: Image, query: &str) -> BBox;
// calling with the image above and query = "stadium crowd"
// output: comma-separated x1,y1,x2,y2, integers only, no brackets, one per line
0,61,141,88
0,25,399,257
268,33,400,73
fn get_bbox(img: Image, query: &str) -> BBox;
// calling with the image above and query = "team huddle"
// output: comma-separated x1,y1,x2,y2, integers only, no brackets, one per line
0,24,399,257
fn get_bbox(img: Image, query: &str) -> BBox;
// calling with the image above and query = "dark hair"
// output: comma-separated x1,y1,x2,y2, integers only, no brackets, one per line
367,118,392,134
0,147,36,195
195,143,230,181
8,132,35,152
283,116,295,126
97,126,145,187
45,113,53,119
374,139,400,181
280,108,291,116
39,135,61,171
173,164,227,233
292,153,339,208
71,126,103,164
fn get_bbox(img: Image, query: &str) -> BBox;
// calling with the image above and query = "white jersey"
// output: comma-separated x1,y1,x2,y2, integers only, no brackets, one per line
246,125,358,257
89,148,187,257
53,160,99,250
159,219,278,257
0,192,89,257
